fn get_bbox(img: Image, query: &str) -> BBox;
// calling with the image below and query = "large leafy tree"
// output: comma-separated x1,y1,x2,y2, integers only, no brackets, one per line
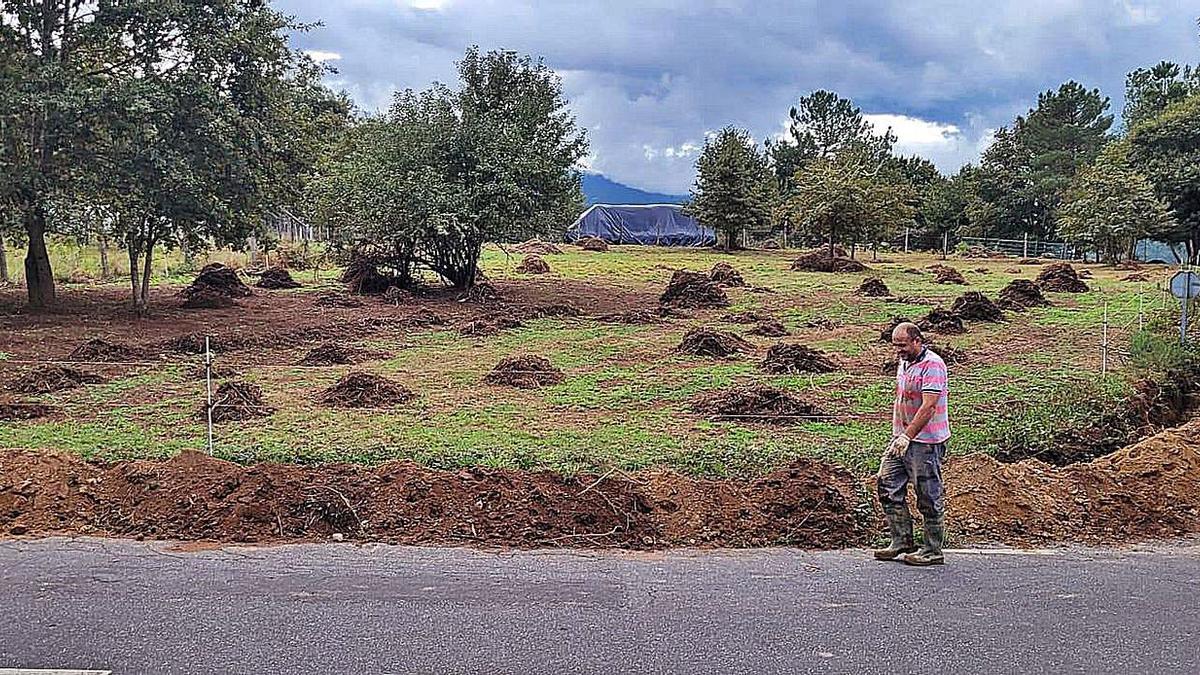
1123,61,1199,129
314,47,587,289
970,82,1113,239
1128,94,1200,263
1057,141,1174,263
685,126,774,252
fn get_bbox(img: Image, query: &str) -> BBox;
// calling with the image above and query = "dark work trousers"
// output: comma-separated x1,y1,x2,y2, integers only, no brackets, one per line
877,441,946,519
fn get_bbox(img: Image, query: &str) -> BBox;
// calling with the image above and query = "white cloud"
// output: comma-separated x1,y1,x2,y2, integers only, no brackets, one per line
303,50,342,63
865,114,961,147
404,0,452,10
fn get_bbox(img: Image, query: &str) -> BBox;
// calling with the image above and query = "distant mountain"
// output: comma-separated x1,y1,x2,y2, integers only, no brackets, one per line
581,173,688,206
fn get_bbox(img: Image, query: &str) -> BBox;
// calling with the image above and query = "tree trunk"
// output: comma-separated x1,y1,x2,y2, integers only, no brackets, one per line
138,241,154,314
23,207,56,307
0,236,9,283
99,236,110,279
128,244,141,312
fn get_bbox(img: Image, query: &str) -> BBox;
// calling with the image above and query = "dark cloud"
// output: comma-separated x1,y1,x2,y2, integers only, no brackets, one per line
278,0,1199,193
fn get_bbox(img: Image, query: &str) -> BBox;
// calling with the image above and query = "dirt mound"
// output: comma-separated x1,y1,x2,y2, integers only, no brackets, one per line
576,236,609,252
484,355,565,388
1078,269,1093,279
1122,273,1151,282
595,309,661,325
523,303,583,319
514,239,563,255
340,258,394,295
381,286,409,306
67,338,146,363
789,247,867,273
206,381,274,423
950,291,1004,322
319,372,417,409
973,267,991,274
856,277,890,297
180,287,238,310
315,293,365,309
515,254,551,275
1017,258,1043,265
919,308,966,334
709,262,746,287
760,344,837,374
804,318,841,331
405,310,447,327
997,279,1050,311
0,450,868,548
459,311,524,336
692,385,827,425
8,366,104,394
720,311,770,324
256,267,302,290
946,417,1200,545
660,270,730,309
297,343,382,367
0,402,56,421
458,282,501,305
1036,262,1090,293
677,328,752,359
181,263,252,300
747,319,789,337
930,264,967,285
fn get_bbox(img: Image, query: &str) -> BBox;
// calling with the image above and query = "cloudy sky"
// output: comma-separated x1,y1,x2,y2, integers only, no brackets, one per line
277,0,1198,195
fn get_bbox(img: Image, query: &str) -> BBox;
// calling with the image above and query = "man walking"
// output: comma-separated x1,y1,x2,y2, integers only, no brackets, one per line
875,322,950,566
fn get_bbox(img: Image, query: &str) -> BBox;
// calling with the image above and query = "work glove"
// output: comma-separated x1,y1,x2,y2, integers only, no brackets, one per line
889,434,912,458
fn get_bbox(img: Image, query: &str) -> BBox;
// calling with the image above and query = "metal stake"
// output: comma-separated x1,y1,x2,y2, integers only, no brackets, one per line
1102,302,1109,376
205,336,214,455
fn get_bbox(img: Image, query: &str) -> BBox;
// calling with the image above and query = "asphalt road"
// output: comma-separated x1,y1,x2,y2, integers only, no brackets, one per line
1,538,1198,675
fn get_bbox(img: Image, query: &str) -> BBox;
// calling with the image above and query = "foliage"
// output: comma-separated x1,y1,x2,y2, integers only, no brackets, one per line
1128,329,1200,377
1056,141,1174,263
1127,94,1200,263
312,47,588,289
684,126,775,251
1123,61,1200,129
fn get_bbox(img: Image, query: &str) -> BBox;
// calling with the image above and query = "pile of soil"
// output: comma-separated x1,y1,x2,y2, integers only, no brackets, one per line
720,311,770,324
595,309,661,325
8,366,104,394
1017,258,1043,265
946,417,1200,545
950,291,1004,322
381,286,408,305
804,318,841,331
459,311,524,337
405,310,447,327
676,328,752,359
856,277,890,297
206,381,274,423
997,279,1050,311
0,450,868,548
297,343,382,367
747,319,789,337
319,372,417,409
919,309,966,334
67,338,146,363
315,293,365,309
789,247,867,273
340,258,394,295
181,287,238,310
523,303,583,319
0,402,56,421
759,344,838,374
514,239,563,255
180,263,252,301
709,262,745,288
1036,262,1090,293
930,264,967,285
515,255,551,275
576,237,609,252
692,385,827,425
659,270,730,309
484,355,565,389
256,267,302,290
459,282,501,305
1078,269,1094,279
973,267,992,274
1122,273,1151,282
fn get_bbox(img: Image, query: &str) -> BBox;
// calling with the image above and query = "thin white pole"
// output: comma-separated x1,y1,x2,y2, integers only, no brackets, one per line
1102,302,1109,376
1023,232,1028,259
904,228,910,253
205,336,215,455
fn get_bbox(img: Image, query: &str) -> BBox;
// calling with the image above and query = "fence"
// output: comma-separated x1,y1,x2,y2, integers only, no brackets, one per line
957,235,1074,259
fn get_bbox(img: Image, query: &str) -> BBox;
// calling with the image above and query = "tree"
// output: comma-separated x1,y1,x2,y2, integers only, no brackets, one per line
1124,61,1199,129
313,48,587,289
969,82,1112,239
779,149,916,255
921,167,976,242
1057,141,1174,263
684,126,774,252
1128,94,1200,263
766,90,896,194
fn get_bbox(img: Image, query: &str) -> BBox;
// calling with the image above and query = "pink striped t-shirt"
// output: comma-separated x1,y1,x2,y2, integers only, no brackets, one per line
893,348,950,444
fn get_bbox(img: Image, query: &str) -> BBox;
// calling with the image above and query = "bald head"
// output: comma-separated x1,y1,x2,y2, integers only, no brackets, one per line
891,322,924,361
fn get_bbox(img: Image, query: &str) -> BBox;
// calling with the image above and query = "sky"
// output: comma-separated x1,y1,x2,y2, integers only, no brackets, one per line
277,0,1199,195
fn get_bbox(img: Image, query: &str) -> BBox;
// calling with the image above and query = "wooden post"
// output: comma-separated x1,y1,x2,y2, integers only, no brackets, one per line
0,236,8,283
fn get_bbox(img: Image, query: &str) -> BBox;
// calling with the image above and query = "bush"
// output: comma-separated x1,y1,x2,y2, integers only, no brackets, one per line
1128,329,1200,377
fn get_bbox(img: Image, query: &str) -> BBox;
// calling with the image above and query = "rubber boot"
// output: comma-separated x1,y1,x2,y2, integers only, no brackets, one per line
903,515,945,566
873,509,917,561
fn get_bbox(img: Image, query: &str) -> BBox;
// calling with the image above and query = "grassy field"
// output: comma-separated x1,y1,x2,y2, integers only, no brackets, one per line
0,240,1177,476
